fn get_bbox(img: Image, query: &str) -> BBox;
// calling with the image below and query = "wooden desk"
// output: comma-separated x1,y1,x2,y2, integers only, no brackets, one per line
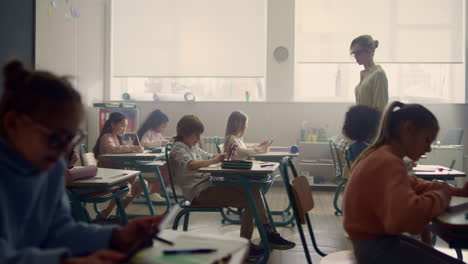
198,162,279,264
199,162,279,175
249,151,299,159
137,230,249,264
412,165,466,181
67,167,140,187
100,152,165,160
433,196,468,259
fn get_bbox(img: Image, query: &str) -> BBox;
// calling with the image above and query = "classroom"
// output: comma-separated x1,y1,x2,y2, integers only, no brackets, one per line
1,0,468,263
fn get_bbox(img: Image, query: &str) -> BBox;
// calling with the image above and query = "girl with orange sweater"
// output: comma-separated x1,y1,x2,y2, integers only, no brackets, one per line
343,101,468,264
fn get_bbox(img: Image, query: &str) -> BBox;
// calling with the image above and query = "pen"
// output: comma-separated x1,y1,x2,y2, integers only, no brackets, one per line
261,164,274,167
163,249,217,255
153,235,174,246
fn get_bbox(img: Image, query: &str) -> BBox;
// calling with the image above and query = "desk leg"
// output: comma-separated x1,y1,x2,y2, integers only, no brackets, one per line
155,166,172,215
115,197,128,223
138,173,155,216
244,185,271,264
456,248,463,260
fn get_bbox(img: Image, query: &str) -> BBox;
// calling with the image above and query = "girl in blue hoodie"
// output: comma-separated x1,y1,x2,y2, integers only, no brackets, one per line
0,60,162,264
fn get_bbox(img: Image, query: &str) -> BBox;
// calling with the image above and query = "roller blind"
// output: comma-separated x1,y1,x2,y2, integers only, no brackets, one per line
112,0,266,77
296,0,464,63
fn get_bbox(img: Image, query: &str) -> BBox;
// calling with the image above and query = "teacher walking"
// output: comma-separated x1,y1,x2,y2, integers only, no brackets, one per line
350,35,388,112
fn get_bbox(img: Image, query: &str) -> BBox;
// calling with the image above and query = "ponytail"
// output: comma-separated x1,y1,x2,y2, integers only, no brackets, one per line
351,101,438,169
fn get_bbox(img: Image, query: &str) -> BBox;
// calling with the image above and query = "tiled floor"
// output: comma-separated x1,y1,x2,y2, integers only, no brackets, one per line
89,186,467,263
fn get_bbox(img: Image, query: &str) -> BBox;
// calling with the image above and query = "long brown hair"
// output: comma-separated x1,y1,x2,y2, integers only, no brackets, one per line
351,101,439,170
93,112,127,157
225,111,247,137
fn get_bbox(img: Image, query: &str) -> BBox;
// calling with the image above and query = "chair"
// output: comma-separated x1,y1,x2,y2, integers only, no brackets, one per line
165,143,233,231
279,157,327,263
329,138,348,216
214,136,224,154
66,185,130,223
79,144,97,166
441,128,464,145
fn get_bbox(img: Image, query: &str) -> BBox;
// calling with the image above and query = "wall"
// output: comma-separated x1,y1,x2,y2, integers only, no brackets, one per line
0,0,35,89
35,0,106,106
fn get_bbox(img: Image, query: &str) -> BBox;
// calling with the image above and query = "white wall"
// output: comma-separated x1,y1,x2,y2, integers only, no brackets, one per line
35,0,106,106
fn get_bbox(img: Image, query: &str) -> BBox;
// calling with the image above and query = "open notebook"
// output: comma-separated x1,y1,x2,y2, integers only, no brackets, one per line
135,232,248,264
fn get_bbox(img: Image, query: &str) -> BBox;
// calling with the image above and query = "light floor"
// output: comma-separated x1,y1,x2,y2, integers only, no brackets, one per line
89,186,467,263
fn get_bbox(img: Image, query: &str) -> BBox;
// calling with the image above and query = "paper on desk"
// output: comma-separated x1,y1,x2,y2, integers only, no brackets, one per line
137,233,246,264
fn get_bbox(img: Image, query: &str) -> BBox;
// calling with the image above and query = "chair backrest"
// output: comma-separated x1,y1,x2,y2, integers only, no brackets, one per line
441,128,464,145
214,136,224,154
165,143,180,203
329,138,343,177
79,144,97,166
280,157,314,224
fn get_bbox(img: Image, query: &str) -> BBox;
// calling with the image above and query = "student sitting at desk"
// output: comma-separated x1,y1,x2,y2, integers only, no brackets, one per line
0,60,162,264
170,115,295,258
223,111,269,159
342,105,380,163
93,112,145,220
137,109,170,149
344,101,468,264
136,109,171,201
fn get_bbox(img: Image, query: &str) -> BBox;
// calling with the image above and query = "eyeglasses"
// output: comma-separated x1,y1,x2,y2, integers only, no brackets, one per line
23,115,87,150
350,49,368,57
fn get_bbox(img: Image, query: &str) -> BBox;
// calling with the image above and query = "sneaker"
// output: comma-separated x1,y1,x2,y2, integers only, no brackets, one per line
267,232,296,250
149,193,166,202
248,243,265,258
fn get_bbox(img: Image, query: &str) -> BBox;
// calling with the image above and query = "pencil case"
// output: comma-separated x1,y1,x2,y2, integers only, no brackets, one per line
221,160,253,170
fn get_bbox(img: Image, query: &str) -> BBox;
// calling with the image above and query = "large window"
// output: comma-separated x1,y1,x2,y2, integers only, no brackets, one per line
295,0,465,103
110,0,266,102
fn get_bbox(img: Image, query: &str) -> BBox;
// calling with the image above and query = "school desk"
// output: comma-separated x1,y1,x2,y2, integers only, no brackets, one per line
198,162,280,264
411,165,466,181
248,151,300,227
136,230,249,264
433,196,468,260
98,152,169,216
67,167,141,222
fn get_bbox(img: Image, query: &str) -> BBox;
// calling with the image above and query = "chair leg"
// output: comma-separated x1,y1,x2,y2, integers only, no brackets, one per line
333,179,346,215
456,248,463,260
93,203,101,215
172,210,187,230
296,218,313,264
305,214,327,257
183,212,190,231
115,197,128,224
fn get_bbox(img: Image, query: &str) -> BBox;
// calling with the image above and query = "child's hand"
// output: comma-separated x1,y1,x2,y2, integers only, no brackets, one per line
111,216,164,252
133,146,144,153
68,151,79,168
459,182,468,197
259,140,269,146
62,250,125,264
440,183,452,200
260,143,269,153
213,153,226,163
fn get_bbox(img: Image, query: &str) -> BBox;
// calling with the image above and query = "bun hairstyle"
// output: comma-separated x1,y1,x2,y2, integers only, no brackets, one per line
351,101,439,169
0,59,82,123
350,35,379,51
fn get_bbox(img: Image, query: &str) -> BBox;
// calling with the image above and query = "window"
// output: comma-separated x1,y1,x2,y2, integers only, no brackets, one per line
110,0,266,102
295,0,465,103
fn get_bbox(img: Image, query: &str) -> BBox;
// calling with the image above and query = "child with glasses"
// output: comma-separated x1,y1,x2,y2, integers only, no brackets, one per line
93,112,146,220
0,60,163,264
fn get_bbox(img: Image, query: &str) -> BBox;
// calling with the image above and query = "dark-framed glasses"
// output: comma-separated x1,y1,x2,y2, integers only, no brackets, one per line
23,115,87,150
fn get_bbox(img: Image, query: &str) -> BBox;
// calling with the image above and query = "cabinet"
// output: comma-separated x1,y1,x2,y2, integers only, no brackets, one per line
298,142,336,187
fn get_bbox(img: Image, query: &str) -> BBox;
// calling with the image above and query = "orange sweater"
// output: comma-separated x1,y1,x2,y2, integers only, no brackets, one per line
343,145,461,242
